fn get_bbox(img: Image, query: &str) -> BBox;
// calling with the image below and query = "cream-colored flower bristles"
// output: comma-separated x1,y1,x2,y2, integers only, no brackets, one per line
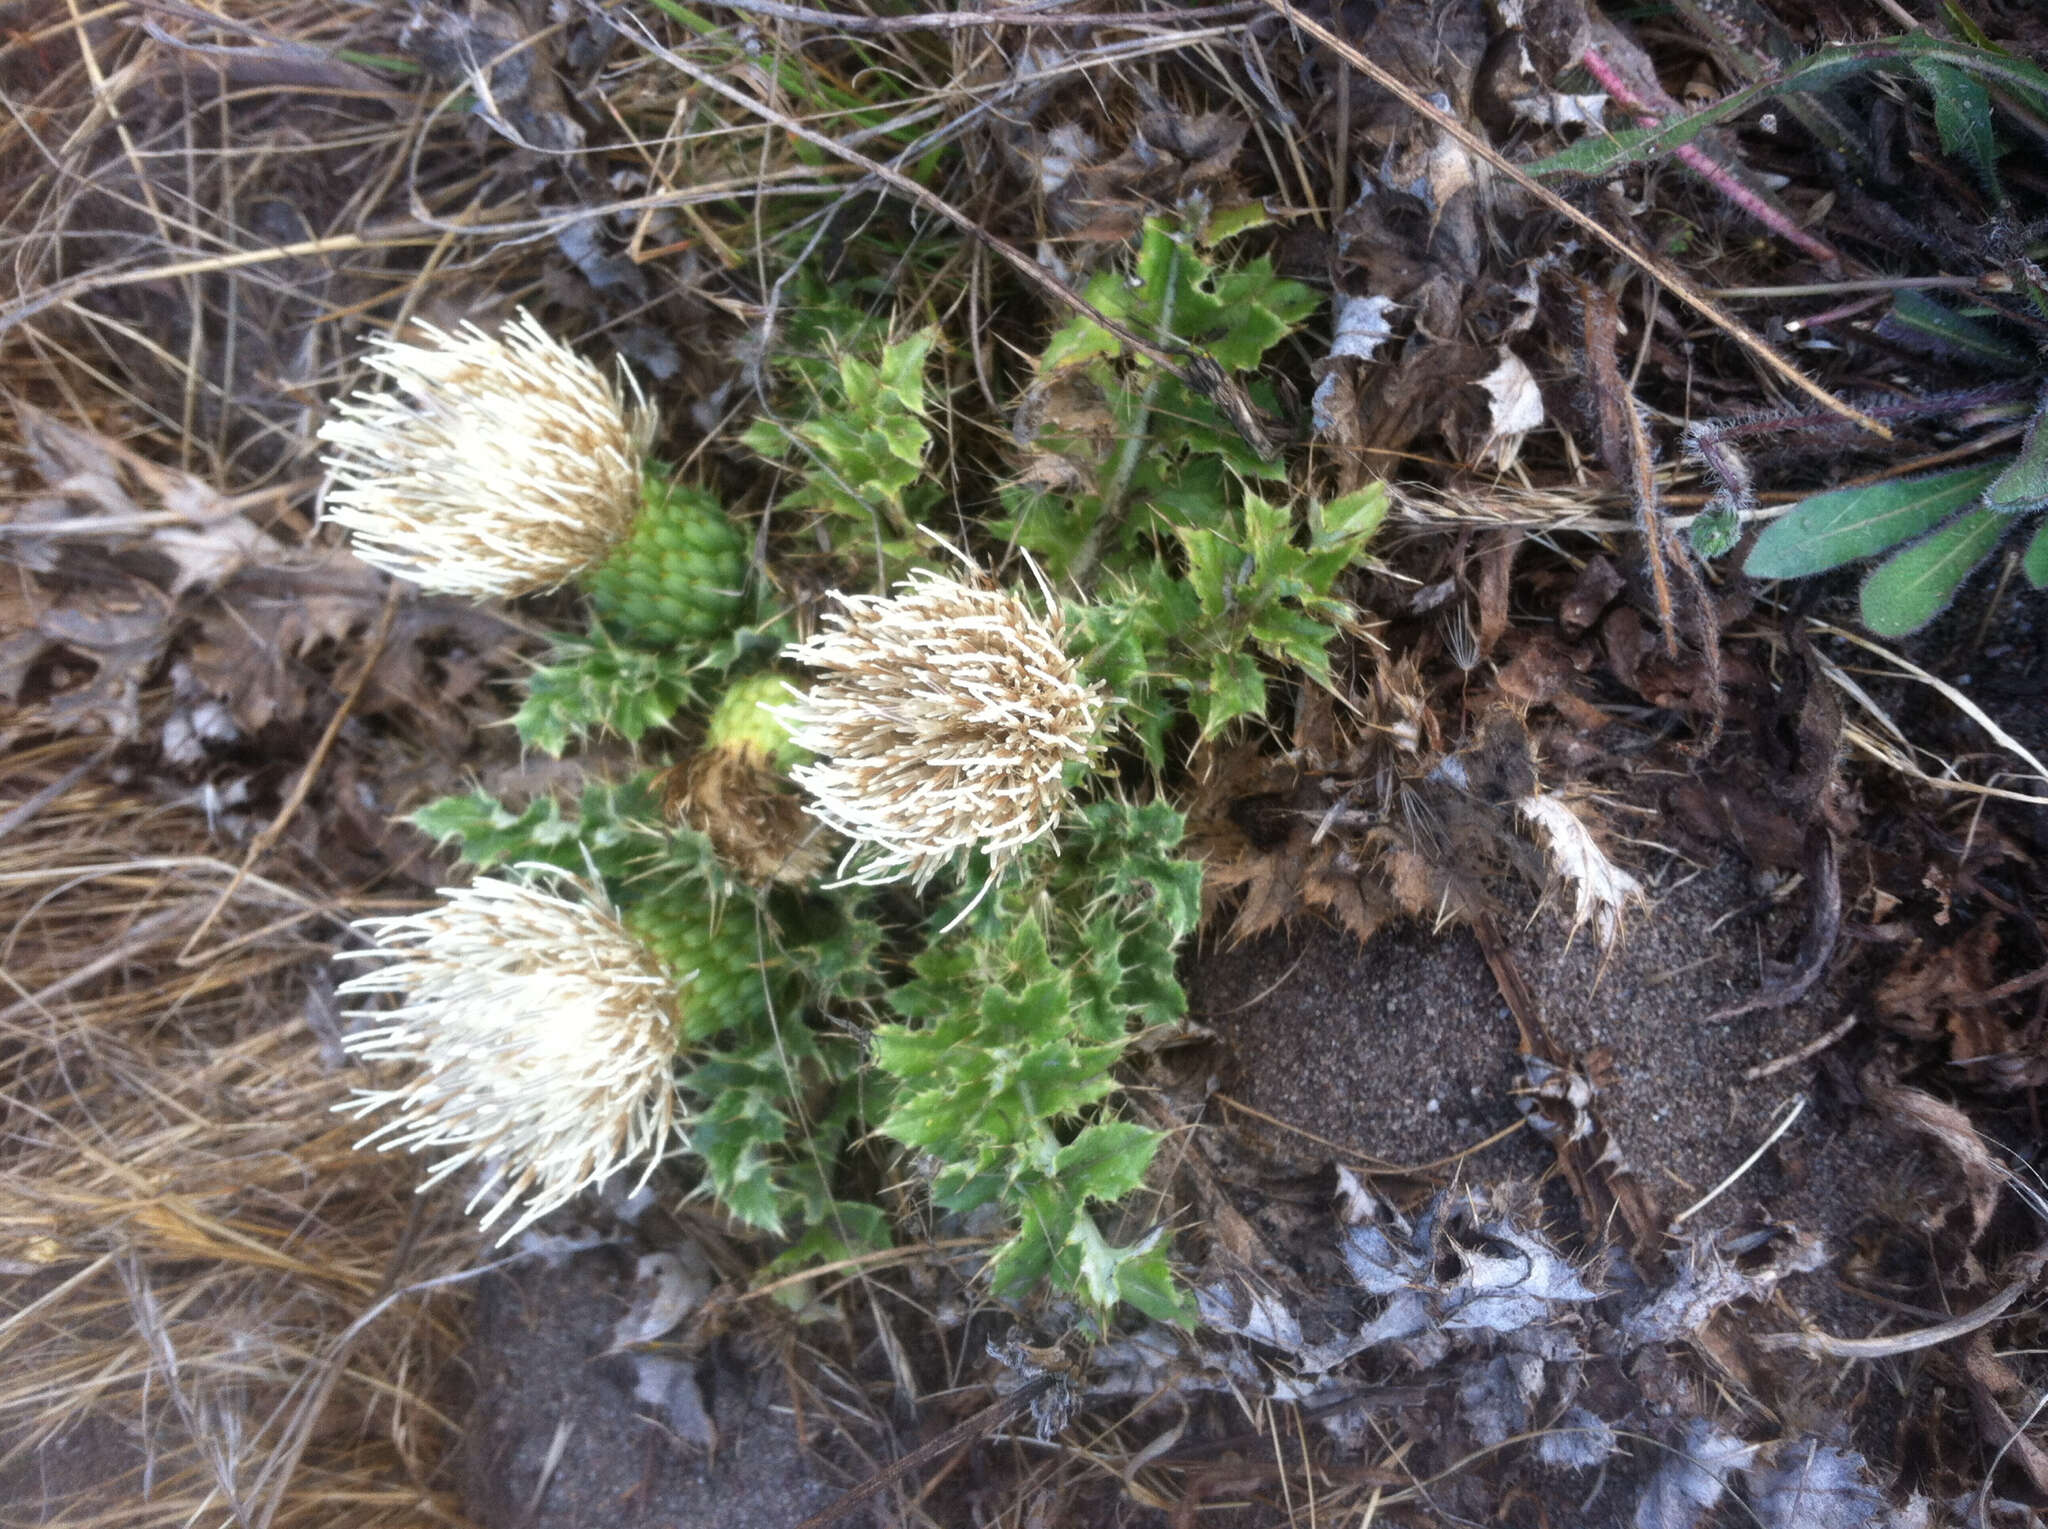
334,868,682,1243
318,309,654,598
782,569,1106,891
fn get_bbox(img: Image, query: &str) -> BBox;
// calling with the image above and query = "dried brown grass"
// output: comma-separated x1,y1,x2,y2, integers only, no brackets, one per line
0,735,477,1529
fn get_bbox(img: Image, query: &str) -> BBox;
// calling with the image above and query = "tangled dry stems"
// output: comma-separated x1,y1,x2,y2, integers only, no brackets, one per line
0,740,473,1529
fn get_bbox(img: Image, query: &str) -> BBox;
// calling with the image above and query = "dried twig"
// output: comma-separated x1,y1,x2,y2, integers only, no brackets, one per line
1743,1013,1860,1082
1758,1266,2036,1358
691,0,1263,33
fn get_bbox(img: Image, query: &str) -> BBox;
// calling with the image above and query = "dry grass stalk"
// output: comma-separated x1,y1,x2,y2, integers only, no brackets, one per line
0,740,475,1528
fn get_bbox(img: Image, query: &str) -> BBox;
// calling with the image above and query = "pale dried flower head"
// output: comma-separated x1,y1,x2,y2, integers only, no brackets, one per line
318,310,654,598
335,869,681,1242
783,569,1105,890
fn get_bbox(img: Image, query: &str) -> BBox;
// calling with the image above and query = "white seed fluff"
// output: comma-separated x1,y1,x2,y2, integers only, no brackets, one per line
318,310,654,598
782,570,1105,890
334,870,681,1243
1518,792,1645,951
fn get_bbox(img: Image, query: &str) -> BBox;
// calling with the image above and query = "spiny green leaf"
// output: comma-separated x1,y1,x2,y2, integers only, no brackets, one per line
410,777,696,888
1202,201,1273,244
1250,607,1341,682
1745,464,2004,579
1180,527,1241,620
514,633,703,756
1115,1236,1195,1327
985,1193,1074,1301
1314,485,1388,548
1067,1216,1126,1312
1241,493,1291,563
1859,508,2009,635
1199,649,1267,737
763,1202,891,1280
1054,1122,1161,1204
1062,799,1201,938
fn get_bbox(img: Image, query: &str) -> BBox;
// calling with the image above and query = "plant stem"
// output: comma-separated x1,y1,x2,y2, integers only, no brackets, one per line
1577,44,1842,271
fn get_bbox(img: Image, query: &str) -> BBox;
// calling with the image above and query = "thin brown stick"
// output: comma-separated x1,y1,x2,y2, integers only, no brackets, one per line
1213,1093,1524,1174
1743,1012,1860,1081
1953,961,2048,1007
1256,0,1889,438
1756,1269,2032,1358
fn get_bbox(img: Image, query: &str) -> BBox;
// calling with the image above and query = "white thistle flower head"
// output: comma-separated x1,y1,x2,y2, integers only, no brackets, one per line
782,569,1106,891
334,869,681,1243
318,310,655,598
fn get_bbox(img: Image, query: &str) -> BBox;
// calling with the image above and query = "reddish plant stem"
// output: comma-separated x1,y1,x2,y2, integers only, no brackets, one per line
1579,45,1843,271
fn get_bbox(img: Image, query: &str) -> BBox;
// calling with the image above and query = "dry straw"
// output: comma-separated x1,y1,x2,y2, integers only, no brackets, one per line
335,868,683,1242
0,739,474,1525
782,569,1106,893
318,310,655,598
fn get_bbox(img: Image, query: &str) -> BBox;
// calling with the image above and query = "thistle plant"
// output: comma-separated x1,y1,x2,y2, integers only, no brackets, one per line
408,778,871,1244
318,309,750,650
782,569,1107,891
334,868,683,1243
331,217,1356,1325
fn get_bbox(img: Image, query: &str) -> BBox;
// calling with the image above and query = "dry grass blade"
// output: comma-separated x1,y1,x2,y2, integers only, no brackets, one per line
0,742,474,1528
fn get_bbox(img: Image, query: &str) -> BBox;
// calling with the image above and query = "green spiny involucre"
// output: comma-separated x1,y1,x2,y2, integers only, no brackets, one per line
706,670,805,771
584,479,751,649
624,883,772,1045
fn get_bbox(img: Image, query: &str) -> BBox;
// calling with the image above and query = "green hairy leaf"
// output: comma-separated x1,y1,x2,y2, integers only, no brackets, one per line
1745,464,2004,579
1528,34,2048,182
1985,397,2048,515
1883,291,2033,372
1911,57,2001,199
1859,509,2009,636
